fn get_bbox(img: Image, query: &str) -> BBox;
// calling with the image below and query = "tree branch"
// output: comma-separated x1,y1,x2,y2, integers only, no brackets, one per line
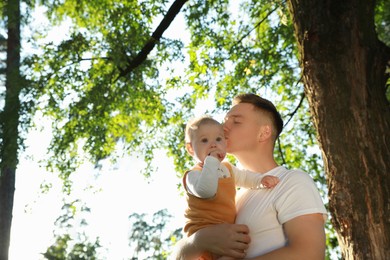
118,0,188,78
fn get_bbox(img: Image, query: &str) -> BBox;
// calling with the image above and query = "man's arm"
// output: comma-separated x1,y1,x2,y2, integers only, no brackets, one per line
171,223,251,260
248,213,326,260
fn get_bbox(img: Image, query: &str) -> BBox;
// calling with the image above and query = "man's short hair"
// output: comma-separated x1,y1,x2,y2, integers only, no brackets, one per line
233,93,284,139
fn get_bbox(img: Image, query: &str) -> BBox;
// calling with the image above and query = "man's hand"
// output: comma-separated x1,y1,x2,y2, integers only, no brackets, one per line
193,223,250,257
173,223,251,260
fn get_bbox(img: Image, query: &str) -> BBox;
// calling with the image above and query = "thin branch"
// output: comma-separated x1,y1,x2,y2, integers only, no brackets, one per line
229,0,286,53
277,136,286,165
283,75,305,128
77,57,110,62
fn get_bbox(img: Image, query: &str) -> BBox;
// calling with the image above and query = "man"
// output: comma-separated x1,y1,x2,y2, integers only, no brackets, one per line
174,93,327,259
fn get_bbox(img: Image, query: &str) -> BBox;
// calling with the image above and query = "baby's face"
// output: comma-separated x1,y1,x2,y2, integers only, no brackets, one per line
190,123,227,163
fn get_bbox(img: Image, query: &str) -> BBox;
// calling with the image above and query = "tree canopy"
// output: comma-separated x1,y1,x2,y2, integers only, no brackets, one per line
25,0,322,185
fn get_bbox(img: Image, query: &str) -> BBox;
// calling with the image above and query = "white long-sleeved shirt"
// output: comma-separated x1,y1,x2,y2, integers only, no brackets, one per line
185,156,266,199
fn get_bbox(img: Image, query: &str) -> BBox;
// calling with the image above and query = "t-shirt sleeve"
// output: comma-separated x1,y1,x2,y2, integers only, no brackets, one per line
274,170,328,224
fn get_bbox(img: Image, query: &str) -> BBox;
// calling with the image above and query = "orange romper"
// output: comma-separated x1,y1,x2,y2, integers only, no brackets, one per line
182,162,236,260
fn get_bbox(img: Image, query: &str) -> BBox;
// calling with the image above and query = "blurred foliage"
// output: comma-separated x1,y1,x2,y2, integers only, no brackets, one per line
128,209,183,259
375,0,390,45
375,0,390,102
42,200,101,260
43,234,101,260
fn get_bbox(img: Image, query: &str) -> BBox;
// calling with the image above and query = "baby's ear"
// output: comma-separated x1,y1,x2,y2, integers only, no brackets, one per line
185,143,195,156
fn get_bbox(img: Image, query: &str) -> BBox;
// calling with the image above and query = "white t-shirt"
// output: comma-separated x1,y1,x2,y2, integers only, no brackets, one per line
235,166,327,258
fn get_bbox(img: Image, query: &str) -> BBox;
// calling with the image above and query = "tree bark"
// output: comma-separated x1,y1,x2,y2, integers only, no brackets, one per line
0,0,21,259
287,0,390,259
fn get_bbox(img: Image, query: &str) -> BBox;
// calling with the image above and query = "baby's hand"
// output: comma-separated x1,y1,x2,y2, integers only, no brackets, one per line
208,150,226,162
260,175,280,189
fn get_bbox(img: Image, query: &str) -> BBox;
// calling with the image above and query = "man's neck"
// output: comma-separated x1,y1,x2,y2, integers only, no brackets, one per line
234,148,278,174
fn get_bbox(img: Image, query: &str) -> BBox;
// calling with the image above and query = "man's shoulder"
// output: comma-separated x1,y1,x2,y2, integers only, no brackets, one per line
274,166,306,175
277,167,314,183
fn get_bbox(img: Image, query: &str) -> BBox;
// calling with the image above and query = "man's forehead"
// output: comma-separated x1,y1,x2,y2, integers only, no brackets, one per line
224,113,244,120
226,103,254,117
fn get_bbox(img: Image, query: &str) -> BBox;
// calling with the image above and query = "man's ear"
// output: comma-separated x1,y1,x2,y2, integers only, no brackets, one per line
185,143,195,156
258,125,272,142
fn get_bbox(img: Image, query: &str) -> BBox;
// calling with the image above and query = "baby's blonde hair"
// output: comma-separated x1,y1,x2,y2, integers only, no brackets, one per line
185,116,222,143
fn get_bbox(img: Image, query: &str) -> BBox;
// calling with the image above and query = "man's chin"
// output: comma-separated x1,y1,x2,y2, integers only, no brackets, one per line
226,142,240,155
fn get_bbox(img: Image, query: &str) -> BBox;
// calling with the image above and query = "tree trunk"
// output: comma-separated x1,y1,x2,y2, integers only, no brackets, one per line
287,0,390,259
0,0,21,259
